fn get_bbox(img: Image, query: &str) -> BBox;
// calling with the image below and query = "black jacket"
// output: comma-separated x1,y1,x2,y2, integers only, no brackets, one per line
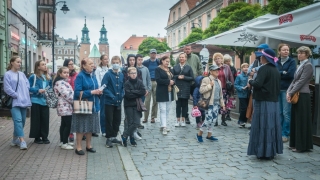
172,64,194,99
249,63,280,102
155,67,174,102
122,67,142,82
124,79,145,107
276,57,296,90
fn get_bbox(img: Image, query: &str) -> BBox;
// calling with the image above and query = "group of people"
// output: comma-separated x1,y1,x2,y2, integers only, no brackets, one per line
3,43,314,159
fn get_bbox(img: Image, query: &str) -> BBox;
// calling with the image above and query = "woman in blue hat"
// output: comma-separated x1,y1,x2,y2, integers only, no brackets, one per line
247,48,283,160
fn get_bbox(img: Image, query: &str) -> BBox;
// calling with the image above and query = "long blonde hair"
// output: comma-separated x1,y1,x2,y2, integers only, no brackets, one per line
34,60,50,80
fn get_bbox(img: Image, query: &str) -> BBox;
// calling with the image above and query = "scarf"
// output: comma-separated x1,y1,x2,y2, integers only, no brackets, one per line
159,65,173,92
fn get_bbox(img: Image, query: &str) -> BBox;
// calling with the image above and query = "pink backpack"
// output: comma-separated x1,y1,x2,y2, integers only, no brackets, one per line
191,107,202,117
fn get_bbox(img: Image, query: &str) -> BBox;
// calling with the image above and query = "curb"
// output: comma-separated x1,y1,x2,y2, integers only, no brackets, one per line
117,146,142,180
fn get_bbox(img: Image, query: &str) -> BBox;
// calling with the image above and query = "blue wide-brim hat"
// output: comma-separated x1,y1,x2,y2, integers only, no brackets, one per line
261,48,278,66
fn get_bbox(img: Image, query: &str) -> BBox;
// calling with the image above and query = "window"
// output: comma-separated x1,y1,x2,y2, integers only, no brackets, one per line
183,26,187,39
64,50,68,54
178,7,181,19
198,16,202,27
178,30,181,44
70,50,74,54
58,50,61,54
84,50,87,54
173,12,176,22
207,12,211,28
172,33,176,47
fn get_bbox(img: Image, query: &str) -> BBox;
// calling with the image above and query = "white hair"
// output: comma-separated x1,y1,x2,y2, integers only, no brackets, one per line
223,54,234,66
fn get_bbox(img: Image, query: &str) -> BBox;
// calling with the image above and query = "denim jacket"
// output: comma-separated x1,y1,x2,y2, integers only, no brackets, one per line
101,69,124,106
29,74,52,106
234,72,249,98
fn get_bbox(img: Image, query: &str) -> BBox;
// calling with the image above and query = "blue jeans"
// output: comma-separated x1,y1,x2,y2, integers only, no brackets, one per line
100,97,106,134
279,90,291,138
11,107,27,138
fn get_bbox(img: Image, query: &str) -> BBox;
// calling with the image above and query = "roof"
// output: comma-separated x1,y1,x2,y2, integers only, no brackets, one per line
121,35,165,51
169,0,198,10
89,44,101,58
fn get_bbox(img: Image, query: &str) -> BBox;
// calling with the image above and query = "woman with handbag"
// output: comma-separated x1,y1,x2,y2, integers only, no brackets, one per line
71,58,102,155
4,56,31,150
247,48,282,160
155,56,175,135
196,65,225,143
172,53,194,127
53,67,74,150
213,53,234,126
121,67,146,147
286,46,313,152
29,60,52,144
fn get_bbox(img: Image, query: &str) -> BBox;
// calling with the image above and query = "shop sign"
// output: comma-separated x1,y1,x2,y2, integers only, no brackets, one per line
11,31,20,40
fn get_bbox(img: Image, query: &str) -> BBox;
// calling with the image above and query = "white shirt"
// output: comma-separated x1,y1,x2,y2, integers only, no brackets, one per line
95,65,110,87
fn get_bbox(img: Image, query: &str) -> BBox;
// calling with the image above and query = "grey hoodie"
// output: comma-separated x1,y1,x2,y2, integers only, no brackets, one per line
137,65,151,91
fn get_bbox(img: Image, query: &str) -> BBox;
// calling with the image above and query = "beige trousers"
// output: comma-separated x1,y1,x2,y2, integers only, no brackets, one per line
144,81,158,120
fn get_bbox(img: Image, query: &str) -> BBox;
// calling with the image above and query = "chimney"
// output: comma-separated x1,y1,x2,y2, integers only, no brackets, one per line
132,34,136,37
143,35,147,37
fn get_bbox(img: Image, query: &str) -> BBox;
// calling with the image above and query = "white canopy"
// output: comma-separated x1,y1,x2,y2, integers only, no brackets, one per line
246,3,320,46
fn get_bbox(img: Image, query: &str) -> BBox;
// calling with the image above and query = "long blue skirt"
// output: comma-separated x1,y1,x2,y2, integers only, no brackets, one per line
247,101,283,158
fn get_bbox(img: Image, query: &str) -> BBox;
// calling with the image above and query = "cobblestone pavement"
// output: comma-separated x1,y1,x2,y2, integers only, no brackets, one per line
123,103,320,180
0,109,127,180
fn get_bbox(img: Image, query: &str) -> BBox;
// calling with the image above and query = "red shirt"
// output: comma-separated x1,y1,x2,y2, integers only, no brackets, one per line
218,67,226,89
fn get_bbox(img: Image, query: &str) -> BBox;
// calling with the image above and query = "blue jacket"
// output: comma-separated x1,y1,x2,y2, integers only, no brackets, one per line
74,70,100,113
276,57,296,90
101,69,124,106
234,72,249,98
193,76,204,106
29,74,52,106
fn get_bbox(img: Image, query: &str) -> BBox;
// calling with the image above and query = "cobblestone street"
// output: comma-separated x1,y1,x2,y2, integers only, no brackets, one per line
0,104,320,180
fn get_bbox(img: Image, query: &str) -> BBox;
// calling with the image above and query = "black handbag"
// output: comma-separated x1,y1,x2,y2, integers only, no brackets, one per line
197,77,212,110
3,73,19,109
226,67,233,91
136,98,147,112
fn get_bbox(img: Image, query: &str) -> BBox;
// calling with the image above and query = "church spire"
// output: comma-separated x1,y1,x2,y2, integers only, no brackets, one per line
81,16,90,44
99,17,108,45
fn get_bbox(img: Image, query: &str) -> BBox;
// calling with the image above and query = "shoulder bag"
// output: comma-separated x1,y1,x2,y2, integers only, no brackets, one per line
197,77,212,110
3,73,19,109
225,66,233,91
136,98,147,111
73,91,93,114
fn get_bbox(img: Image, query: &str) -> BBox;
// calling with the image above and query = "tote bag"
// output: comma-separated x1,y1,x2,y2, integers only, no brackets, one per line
73,91,93,114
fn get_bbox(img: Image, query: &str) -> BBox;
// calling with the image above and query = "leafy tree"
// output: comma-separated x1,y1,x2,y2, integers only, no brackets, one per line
267,0,314,15
203,2,267,64
178,28,203,47
138,37,171,56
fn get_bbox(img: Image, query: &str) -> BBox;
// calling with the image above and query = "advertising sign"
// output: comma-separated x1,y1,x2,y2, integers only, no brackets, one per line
12,0,37,27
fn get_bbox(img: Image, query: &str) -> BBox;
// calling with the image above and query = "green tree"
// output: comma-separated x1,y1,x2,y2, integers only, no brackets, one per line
178,28,203,47
267,0,314,15
202,2,267,64
138,37,171,56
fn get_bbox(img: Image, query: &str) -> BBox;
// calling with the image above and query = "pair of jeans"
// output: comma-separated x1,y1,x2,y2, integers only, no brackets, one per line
60,116,72,144
11,107,27,138
105,105,121,138
176,98,188,118
279,90,291,138
29,103,49,139
239,98,249,123
158,93,172,128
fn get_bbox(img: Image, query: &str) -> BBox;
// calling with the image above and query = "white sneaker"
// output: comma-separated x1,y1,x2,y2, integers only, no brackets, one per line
61,144,74,150
162,128,167,135
175,121,180,127
181,121,186,127
134,132,142,140
102,133,106,137
68,142,74,146
160,127,170,132
10,138,20,147
59,142,63,147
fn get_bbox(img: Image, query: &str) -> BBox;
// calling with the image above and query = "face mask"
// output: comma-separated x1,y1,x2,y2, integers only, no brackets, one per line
112,63,120,70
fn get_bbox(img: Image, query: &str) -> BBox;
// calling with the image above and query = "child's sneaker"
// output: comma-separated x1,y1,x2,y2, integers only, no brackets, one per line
174,121,180,127
162,128,168,135
181,121,186,127
10,138,20,147
196,134,203,143
61,144,73,150
130,137,137,147
206,136,218,141
121,136,127,147
20,141,28,150
134,132,142,140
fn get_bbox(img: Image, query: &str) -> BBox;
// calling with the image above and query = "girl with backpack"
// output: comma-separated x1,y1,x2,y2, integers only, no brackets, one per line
29,60,52,144
53,67,74,150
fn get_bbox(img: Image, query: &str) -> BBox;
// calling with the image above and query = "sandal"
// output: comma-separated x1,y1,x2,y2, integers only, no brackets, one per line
151,118,155,123
142,119,148,123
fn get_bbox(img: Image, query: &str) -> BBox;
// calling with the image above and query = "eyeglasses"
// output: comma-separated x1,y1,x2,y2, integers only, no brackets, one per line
129,72,137,74
68,63,74,66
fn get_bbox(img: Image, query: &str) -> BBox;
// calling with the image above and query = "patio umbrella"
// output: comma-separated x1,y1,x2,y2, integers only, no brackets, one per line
246,3,320,46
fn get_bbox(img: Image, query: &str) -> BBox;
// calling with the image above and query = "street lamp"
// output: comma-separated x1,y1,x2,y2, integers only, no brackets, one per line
52,1,69,73
191,23,201,30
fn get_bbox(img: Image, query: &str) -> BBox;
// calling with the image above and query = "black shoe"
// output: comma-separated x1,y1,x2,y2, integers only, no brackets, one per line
138,124,144,129
75,149,85,155
82,135,86,141
106,138,113,148
185,117,191,124
86,147,96,153
130,137,137,147
214,121,218,127
137,131,142,137
121,135,127,147
221,121,228,126
111,138,122,144
42,139,50,144
34,138,43,144
226,115,232,121
92,133,99,137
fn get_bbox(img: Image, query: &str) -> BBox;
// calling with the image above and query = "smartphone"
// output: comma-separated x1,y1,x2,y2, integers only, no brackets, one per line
99,84,107,91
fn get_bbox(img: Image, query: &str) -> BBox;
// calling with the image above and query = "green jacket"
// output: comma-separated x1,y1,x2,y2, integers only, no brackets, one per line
175,53,203,78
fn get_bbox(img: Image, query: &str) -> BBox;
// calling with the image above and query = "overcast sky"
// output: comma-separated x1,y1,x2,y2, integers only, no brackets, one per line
55,0,178,57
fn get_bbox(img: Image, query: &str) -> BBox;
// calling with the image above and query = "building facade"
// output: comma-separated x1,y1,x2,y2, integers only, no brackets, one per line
54,35,80,64
0,0,8,75
89,44,101,67
165,0,269,50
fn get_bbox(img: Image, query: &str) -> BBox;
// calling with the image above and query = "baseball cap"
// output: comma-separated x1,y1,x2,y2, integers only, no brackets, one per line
209,64,220,71
257,44,269,49
150,49,157,54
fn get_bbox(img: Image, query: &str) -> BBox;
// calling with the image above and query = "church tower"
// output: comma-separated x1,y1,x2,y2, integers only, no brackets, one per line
98,17,109,57
79,17,91,61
